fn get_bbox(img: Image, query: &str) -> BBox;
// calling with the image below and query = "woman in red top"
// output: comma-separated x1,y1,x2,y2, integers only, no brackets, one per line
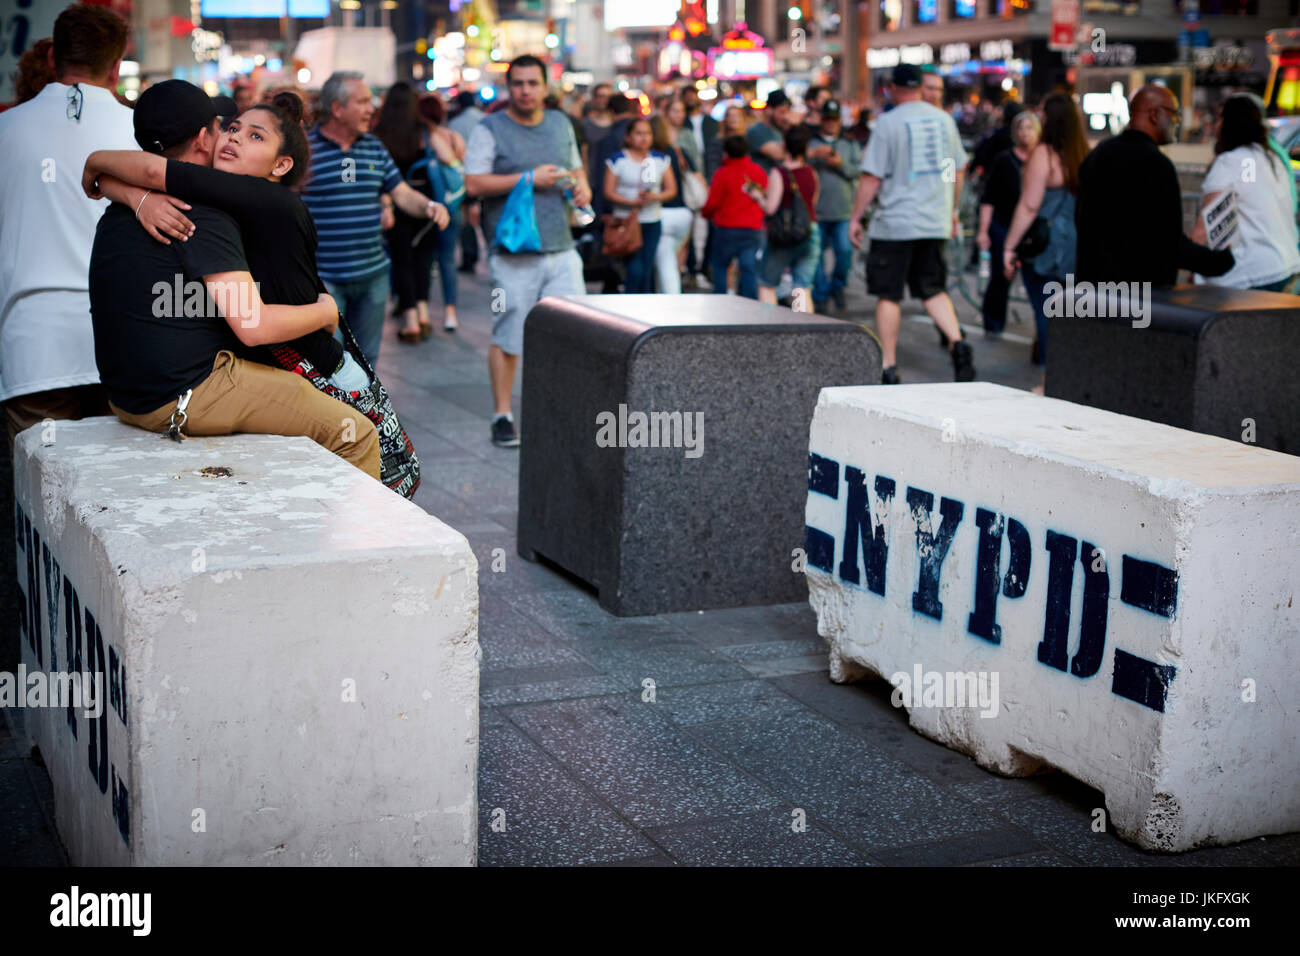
754,125,821,312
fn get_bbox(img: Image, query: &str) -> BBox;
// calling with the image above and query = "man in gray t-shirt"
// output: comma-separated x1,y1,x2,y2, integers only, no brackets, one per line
848,64,975,385
465,55,591,448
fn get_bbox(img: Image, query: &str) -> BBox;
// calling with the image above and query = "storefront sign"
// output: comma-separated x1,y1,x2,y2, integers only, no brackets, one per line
1049,0,1079,52
1064,42,1137,66
708,48,775,79
940,43,971,65
980,39,1014,62
867,44,934,69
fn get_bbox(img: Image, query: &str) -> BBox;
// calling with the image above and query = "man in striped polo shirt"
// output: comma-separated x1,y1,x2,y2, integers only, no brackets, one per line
301,71,449,367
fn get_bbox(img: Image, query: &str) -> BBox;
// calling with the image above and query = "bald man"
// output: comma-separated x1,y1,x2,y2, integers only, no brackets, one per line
1076,83,1233,286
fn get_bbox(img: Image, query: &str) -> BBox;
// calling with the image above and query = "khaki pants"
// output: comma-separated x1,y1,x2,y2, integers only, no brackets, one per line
110,351,381,481
5,384,110,452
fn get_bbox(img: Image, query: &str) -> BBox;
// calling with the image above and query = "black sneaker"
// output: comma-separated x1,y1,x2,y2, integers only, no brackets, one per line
951,340,976,382
833,290,847,312
491,417,520,447
938,328,951,349
881,366,901,385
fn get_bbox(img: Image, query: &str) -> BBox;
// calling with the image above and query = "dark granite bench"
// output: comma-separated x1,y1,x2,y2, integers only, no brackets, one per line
1047,285,1300,455
517,295,882,616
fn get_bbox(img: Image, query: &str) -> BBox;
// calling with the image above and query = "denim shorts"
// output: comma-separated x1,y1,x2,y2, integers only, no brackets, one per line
759,226,821,288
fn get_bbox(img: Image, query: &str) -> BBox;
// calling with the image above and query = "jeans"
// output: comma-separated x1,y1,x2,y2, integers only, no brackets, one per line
711,226,762,300
1021,262,1053,366
325,265,391,370
655,207,694,294
624,220,661,294
812,220,852,303
431,211,459,306
981,219,1011,333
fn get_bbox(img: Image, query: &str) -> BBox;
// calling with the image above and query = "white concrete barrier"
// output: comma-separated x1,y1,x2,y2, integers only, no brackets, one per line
8,419,478,865
804,383,1300,852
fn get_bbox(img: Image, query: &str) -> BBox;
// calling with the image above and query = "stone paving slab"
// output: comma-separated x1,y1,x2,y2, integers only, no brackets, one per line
505,695,785,828
644,810,870,866
477,723,656,867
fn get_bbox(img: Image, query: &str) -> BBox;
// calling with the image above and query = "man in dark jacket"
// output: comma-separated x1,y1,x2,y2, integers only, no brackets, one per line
1076,84,1233,287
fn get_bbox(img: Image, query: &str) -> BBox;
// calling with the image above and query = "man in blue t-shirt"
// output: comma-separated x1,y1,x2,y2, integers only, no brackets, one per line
300,71,449,367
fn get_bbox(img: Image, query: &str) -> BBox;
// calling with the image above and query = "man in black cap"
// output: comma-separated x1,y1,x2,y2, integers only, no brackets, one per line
747,89,793,174
849,64,975,384
86,80,380,477
808,99,861,314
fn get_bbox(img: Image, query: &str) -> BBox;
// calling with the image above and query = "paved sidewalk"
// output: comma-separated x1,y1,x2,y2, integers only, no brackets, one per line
3,260,1297,867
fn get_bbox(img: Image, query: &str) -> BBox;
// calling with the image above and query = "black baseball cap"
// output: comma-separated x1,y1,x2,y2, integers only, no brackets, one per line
766,89,790,109
892,64,923,89
821,99,841,117
134,79,218,155
211,94,238,120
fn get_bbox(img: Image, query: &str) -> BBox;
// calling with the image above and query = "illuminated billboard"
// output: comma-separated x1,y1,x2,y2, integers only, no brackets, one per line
200,1,331,16
603,0,680,30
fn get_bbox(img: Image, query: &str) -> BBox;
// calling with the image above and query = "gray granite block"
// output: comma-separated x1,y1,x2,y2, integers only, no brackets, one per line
646,810,870,866
871,828,1046,866
1047,286,1300,454
517,295,882,615
477,724,654,866
688,710,1005,852
505,695,783,827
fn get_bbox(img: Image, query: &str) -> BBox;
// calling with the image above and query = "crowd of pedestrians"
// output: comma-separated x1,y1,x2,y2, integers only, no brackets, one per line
3,2,1297,468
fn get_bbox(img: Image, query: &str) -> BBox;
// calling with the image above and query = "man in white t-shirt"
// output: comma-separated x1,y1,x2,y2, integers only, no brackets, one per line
849,64,975,385
0,3,136,447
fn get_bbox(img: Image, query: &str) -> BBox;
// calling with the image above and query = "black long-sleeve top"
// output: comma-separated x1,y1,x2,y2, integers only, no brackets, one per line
1075,129,1233,287
165,161,344,375
979,149,1024,227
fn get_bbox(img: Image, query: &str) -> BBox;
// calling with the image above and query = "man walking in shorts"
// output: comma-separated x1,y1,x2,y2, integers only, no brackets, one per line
849,64,975,384
465,54,591,448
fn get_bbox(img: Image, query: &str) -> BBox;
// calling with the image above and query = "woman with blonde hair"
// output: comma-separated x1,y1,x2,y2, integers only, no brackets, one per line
1003,93,1089,391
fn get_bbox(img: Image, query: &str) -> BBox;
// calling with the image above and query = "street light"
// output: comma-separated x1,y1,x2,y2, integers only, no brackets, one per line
787,6,802,19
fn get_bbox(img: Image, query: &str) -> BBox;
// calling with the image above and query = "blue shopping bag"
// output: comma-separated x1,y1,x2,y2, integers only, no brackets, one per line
495,170,541,253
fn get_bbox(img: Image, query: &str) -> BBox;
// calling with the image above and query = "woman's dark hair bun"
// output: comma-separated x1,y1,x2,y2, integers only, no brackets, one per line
271,90,304,125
